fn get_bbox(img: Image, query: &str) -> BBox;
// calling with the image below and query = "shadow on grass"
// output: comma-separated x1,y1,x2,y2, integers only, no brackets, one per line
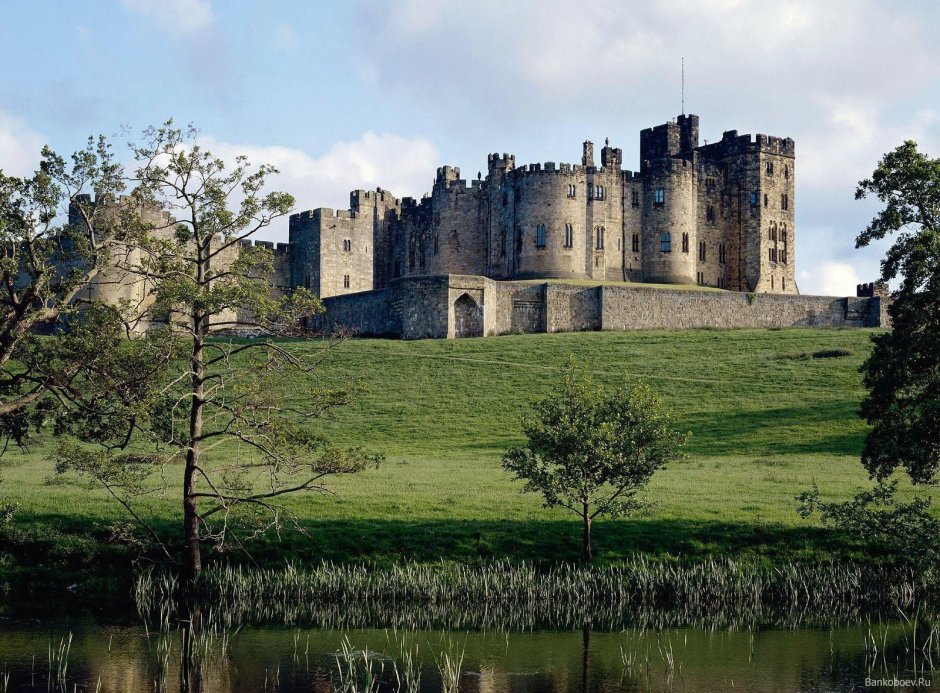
1,512,878,603
681,400,867,457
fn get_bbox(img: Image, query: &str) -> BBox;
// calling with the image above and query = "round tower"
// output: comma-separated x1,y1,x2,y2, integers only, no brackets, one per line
641,157,696,284
511,162,589,280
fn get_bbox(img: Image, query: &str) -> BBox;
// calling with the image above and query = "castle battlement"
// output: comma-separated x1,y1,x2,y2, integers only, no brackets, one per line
699,129,795,159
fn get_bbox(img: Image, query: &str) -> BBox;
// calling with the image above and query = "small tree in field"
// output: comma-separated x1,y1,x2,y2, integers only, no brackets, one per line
502,364,689,562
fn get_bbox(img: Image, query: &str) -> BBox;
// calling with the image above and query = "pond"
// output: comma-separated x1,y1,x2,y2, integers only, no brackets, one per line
0,613,936,692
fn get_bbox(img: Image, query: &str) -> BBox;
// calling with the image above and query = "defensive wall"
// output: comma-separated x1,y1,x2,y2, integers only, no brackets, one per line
314,275,886,340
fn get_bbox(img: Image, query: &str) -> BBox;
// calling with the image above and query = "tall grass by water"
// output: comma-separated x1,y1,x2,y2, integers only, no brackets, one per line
136,558,939,632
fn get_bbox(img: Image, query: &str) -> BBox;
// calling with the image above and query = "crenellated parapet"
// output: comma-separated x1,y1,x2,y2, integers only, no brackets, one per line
698,130,796,160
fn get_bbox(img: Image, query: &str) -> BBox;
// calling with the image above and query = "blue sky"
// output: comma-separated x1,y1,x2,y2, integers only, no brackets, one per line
2,0,939,295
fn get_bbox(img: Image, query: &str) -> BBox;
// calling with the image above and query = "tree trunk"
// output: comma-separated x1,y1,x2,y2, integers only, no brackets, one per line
582,504,593,563
183,305,207,584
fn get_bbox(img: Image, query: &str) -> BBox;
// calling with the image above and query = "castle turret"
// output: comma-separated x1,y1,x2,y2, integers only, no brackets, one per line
582,141,594,167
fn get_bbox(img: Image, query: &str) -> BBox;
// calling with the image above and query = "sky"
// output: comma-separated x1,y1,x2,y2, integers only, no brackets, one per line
1,0,939,296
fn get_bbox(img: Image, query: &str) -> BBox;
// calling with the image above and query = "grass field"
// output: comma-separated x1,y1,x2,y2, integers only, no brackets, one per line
1,327,935,593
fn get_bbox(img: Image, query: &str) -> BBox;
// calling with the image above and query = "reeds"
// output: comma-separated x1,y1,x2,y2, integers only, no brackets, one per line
135,557,940,632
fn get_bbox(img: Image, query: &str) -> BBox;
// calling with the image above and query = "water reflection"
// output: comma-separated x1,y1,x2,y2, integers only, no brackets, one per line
0,615,936,692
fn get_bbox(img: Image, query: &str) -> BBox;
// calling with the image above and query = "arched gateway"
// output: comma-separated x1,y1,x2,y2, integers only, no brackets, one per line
453,293,483,338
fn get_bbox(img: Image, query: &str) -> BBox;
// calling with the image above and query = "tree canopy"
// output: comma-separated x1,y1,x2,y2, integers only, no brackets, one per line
855,140,940,484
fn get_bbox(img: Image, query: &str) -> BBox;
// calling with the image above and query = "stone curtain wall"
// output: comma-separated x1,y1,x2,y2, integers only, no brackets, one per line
598,287,878,331
318,275,886,340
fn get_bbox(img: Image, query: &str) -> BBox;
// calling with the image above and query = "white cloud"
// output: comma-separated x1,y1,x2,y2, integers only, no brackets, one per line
119,0,214,35
0,111,46,177
799,261,861,297
197,132,440,243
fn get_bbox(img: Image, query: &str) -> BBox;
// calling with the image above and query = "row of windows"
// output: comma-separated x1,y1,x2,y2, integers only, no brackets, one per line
750,192,790,210
765,162,791,179
770,275,787,291
769,249,789,264
768,221,789,244
658,233,726,264
341,239,371,254
529,224,611,250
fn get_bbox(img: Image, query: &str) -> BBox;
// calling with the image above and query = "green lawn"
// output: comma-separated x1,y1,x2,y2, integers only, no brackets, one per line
1,328,933,592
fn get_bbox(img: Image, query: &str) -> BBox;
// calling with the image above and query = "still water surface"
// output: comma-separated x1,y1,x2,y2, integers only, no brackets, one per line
0,614,937,691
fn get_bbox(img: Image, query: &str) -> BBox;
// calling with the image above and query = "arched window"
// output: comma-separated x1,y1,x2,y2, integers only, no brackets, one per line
563,223,573,249
654,188,665,204
343,239,352,252
660,231,671,253
567,184,576,198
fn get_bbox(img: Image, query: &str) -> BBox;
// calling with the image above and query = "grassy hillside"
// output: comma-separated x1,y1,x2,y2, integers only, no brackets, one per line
1,328,933,592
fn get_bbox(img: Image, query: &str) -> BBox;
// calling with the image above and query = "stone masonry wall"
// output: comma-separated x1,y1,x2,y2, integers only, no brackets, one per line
317,275,886,340
599,287,875,331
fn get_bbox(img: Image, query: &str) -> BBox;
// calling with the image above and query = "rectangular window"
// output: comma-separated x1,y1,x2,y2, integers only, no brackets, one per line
631,233,639,252
564,224,573,249
706,205,715,223
535,223,546,248
567,184,576,198
781,193,789,210
631,189,639,207
343,239,351,252
343,274,350,288
654,188,665,204
595,227,605,250
750,191,759,206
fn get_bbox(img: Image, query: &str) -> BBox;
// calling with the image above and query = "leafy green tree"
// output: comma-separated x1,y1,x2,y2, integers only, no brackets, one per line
798,481,940,567
0,138,124,441
502,364,688,562
855,141,940,484
56,123,379,582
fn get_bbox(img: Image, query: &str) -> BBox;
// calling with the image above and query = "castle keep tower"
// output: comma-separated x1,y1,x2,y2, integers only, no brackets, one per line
291,115,796,299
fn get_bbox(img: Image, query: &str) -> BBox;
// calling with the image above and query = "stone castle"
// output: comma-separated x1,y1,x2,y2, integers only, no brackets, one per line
290,114,796,301
72,114,890,339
